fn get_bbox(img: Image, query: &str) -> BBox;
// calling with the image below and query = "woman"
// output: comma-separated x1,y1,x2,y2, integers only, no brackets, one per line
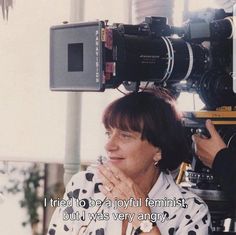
47,91,211,235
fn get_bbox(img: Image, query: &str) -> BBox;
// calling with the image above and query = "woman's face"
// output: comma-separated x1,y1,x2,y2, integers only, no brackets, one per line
104,127,158,179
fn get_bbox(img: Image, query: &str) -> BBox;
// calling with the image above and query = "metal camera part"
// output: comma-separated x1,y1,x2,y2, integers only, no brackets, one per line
50,21,105,91
183,111,236,232
50,8,236,109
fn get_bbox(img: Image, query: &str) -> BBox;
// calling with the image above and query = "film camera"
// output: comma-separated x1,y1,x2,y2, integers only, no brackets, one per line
50,8,236,233
50,8,236,109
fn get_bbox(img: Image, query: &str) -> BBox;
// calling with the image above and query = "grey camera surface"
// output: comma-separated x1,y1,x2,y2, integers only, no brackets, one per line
50,21,104,91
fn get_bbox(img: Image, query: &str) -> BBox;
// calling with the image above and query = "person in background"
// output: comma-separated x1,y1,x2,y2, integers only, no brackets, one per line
192,119,236,200
47,91,211,235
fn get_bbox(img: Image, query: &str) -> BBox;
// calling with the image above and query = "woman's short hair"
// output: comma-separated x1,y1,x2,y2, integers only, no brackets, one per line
102,90,190,171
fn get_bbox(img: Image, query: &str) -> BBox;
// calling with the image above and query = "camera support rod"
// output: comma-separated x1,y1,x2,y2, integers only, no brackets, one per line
63,0,85,185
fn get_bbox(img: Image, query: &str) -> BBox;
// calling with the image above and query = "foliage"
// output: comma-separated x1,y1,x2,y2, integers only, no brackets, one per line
20,164,45,227
1,162,44,233
0,0,13,20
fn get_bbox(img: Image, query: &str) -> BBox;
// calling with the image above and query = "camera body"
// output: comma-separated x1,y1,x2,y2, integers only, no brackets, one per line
50,8,235,109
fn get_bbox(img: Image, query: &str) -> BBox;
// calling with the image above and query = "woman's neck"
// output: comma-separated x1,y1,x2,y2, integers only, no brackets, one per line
133,167,160,195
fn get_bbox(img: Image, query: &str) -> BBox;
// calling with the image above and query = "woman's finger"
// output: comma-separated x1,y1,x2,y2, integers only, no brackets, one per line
98,164,121,185
106,162,129,182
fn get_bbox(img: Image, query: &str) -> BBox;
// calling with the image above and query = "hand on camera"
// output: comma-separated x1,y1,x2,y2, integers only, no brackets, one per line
192,119,226,168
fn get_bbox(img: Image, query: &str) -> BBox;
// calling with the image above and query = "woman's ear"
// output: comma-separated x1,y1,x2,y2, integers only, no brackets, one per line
153,148,162,161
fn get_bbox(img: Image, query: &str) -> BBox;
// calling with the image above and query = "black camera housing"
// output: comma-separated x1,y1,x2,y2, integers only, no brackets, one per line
50,8,236,109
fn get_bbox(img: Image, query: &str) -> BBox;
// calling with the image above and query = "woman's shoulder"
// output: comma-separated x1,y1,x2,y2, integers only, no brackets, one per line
65,167,102,197
69,167,97,182
155,172,211,233
161,172,208,207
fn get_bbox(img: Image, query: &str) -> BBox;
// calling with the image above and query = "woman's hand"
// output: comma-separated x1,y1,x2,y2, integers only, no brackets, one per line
97,162,152,228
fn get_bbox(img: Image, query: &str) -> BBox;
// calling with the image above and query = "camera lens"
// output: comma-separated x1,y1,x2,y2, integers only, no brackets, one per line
198,70,236,109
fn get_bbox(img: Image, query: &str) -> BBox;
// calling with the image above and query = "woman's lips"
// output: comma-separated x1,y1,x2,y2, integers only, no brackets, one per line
108,156,125,162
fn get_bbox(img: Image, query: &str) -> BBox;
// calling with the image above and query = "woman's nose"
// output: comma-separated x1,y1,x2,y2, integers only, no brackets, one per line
105,134,118,152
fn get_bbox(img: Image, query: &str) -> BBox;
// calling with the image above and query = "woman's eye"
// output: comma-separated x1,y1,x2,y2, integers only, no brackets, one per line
120,132,132,139
105,131,111,138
